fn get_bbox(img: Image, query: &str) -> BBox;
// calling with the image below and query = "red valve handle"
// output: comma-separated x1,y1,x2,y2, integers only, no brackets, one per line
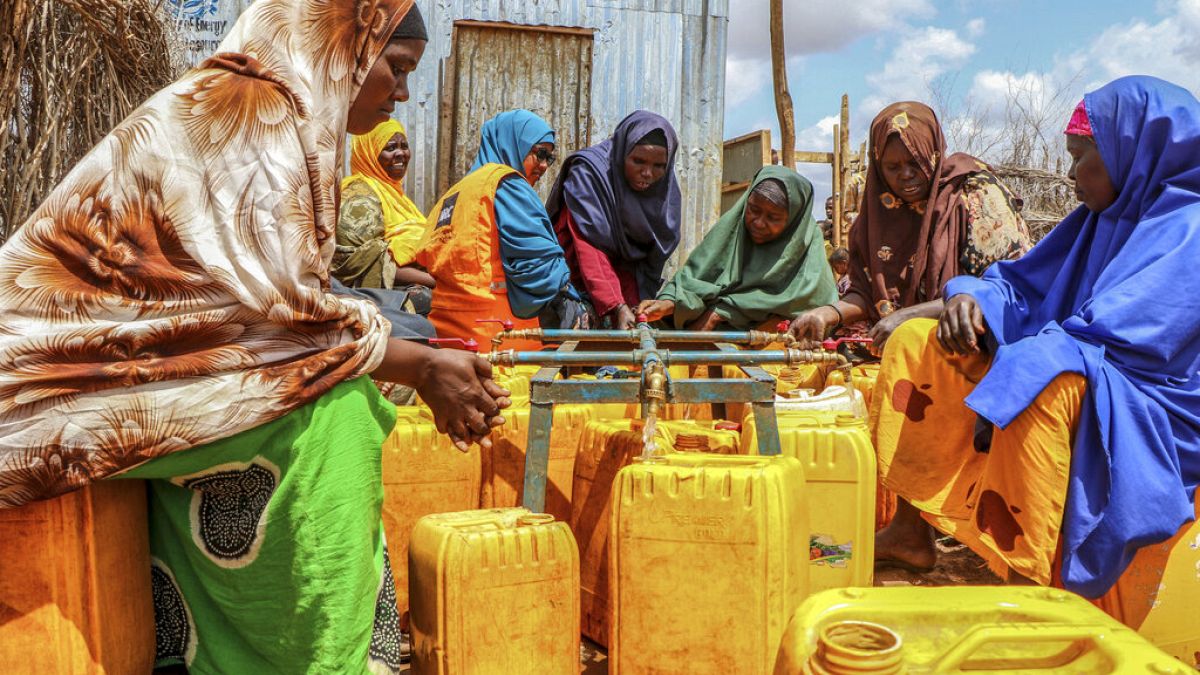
636,313,649,324
821,336,873,351
776,320,791,333
429,337,480,353
475,318,515,331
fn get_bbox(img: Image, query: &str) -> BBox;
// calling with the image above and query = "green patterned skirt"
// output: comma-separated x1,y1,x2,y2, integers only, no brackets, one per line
121,376,399,674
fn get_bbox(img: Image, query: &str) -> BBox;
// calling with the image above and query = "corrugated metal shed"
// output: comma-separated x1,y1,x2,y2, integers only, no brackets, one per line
404,0,728,264
173,0,729,263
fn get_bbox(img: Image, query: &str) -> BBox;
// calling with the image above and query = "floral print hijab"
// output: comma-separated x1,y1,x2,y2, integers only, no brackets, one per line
0,0,413,507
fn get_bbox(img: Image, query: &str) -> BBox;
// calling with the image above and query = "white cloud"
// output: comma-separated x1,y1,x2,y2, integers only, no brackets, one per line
965,18,986,38
725,0,935,62
724,55,771,105
863,27,976,111
1078,0,1200,92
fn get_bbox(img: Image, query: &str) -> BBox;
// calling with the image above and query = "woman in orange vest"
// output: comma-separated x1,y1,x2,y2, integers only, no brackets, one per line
419,110,586,350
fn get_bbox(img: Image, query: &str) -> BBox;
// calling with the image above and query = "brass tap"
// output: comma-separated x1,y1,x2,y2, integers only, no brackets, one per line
642,362,667,421
487,349,516,367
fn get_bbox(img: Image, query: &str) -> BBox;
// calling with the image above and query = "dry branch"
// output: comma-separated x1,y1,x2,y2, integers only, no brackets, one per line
0,0,183,241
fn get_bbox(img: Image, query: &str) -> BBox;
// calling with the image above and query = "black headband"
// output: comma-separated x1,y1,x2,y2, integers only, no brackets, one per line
391,4,428,41
635,128,669,148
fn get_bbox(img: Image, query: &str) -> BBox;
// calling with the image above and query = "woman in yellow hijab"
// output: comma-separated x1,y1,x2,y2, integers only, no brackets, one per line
335,118,435,289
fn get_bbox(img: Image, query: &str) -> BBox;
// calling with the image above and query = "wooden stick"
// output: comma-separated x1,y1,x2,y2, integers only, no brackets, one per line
769,0,795,169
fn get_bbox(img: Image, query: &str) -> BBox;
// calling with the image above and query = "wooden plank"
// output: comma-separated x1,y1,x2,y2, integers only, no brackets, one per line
453,19,595,38
721,129,771,186
793,150,834,164
435,23,460,197
720,180,751,214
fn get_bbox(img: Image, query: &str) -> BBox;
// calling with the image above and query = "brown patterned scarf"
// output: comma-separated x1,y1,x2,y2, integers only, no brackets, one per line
0,0,414,507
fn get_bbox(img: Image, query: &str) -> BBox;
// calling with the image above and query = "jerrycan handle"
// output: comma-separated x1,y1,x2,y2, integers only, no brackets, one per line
932,623,1121,672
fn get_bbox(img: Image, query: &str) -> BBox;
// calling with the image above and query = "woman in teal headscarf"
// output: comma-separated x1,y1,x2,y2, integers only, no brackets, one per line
419,109,586,348
637,166,837,330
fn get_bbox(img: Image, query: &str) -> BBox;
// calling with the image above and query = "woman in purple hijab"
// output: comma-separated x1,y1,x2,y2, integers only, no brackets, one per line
547,110,682,329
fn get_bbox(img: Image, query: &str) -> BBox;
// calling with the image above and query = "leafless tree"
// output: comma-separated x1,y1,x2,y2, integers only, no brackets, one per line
930,67,1084,239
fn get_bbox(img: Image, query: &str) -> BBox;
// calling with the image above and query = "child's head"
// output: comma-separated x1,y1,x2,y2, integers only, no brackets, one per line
829,247,849,276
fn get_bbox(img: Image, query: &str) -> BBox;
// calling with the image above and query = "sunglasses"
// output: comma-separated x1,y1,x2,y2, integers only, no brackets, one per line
530,147,557,166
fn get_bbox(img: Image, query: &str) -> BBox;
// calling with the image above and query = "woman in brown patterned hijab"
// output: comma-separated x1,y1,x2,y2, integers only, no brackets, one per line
790,102,1030,353
0,1,505,670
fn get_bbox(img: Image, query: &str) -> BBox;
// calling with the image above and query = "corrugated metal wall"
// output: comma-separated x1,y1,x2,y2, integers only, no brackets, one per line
404,0,728,266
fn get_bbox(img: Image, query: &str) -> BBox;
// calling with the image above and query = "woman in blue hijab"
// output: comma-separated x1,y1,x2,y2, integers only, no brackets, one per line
419,110,585,349
546,110,682,329
870,76,1200,599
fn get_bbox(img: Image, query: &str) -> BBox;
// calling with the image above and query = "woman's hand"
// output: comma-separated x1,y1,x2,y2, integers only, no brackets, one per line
411,349,510,452
686,309,723,332
867,310,908,356
789,306,840,347
634,299,675,322
612,304,638,330
937,294,987,355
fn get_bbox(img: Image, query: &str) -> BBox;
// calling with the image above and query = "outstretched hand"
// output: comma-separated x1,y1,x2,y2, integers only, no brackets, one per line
413,349,510,452
634,299,675,323
937,294,987,355
789,306,839,349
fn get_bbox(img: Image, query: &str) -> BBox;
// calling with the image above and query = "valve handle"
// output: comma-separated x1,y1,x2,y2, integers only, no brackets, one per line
776,320,792,333
475,318,515,331
636,313,649,324
821,336,873,351
429,337,480,353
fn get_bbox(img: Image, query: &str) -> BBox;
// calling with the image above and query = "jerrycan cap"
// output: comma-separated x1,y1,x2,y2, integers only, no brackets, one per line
812,620,904,674
515,513,555,527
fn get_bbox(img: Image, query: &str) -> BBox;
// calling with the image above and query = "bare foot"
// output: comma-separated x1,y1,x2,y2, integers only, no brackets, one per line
874,499,937,571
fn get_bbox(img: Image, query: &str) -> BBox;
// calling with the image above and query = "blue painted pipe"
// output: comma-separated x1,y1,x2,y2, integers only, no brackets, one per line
501,349,838,367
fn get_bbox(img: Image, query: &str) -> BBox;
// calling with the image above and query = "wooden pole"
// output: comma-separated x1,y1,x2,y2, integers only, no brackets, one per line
832,124,842,248
839,94,851,245
769,0,795,168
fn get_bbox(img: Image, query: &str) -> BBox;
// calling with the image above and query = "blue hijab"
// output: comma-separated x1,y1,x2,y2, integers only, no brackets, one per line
471,109,555,172
468,110,574,318
545,110,682,300
944,75,1200,597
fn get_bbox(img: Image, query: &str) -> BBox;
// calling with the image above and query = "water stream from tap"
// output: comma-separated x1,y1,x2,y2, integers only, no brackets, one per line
640,411,658,459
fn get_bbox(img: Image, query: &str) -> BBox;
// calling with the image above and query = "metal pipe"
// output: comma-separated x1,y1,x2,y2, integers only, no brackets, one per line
488,349,841,368
497,328,793,346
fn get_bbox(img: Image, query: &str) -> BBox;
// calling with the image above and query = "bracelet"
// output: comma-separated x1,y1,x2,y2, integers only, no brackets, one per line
824,304,844,332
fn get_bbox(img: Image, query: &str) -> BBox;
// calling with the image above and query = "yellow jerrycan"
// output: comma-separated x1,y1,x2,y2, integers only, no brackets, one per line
571,419,745,646
1089,493,1200,667
743,410,876,592
609,453,810,675
775,586,1190,674
481,403,594,522
0,481,154,674
826,362,880,413
381,419,481,626
408,508,580,675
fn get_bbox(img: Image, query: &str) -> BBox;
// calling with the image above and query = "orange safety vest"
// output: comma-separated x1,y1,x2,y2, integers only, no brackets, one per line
417,164,544,351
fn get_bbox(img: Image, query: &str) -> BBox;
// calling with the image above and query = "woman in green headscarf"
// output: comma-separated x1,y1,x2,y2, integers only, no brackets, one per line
636,166,837,330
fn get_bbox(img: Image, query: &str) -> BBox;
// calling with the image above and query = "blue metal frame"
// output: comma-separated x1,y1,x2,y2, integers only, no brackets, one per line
516,323,827,512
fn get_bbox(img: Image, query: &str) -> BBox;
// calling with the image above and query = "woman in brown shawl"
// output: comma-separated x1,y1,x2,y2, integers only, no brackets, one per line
0,1,506,671
789,102,1030,351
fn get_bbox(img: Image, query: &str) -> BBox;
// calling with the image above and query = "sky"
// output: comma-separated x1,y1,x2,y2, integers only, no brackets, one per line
725,0,1200,207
